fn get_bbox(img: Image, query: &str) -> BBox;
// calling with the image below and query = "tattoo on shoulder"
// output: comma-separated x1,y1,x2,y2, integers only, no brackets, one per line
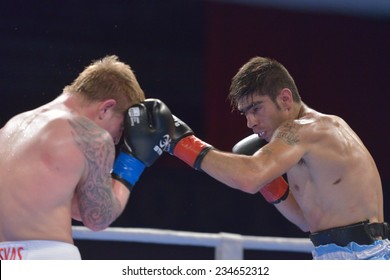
68,117,114,167
68,117,118,227
261,146,273,155
274,121,300,145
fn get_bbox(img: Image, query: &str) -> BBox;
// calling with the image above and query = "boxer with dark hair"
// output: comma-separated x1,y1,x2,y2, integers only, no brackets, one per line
136,57,389,259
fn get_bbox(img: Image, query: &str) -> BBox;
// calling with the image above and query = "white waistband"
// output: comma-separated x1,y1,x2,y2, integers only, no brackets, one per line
0,240,81,260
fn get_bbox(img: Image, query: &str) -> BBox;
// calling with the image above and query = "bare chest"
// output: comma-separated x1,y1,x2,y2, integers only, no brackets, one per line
286,158,312,193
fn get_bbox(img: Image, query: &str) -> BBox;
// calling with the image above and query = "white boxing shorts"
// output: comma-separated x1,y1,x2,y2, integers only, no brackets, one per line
0,240,81,260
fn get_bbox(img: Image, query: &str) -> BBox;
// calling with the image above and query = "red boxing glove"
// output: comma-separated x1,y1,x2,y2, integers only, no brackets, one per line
172,135,212,169
260,176,289,204
165,115,213,170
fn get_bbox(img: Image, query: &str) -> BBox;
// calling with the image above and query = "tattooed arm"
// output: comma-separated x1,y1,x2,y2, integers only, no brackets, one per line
69,117,130,231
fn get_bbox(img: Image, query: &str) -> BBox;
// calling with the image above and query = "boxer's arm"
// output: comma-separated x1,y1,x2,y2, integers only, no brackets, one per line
69,117,128,231
166,116,304,194
233,134,289,204
232,135,307,228
71,181,129,224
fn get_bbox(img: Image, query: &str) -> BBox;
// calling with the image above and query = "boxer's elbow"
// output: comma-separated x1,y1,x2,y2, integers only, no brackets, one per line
230,165,269,194
234,176,263,194
81,212,113,232
84,222,110,232
240,184,261,194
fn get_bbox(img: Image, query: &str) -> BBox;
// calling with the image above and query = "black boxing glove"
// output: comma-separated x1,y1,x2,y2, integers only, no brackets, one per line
232,133,267,155
111,99,174,191
232,134,289,204
165,115,213,171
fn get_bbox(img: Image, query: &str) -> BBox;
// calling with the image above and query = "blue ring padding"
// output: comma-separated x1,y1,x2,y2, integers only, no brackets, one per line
112,151,145,186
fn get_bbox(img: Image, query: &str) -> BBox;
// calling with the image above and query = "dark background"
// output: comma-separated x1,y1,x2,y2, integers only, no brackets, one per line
1,0,389,259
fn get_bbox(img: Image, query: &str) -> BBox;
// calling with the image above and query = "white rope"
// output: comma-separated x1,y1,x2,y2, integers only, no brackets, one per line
72,226,313,259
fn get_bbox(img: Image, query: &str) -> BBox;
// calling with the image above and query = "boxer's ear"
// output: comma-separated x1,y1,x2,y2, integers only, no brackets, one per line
98,99,116,120
277,88,293,111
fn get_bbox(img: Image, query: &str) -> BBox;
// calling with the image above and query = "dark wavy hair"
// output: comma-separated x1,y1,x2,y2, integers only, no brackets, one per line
228,56,301,110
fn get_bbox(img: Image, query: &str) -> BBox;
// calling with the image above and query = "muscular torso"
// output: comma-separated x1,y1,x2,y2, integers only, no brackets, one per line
0,99,115,243
284,112,383,232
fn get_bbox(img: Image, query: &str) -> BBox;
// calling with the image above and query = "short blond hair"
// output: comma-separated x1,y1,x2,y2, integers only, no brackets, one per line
64,55,145,113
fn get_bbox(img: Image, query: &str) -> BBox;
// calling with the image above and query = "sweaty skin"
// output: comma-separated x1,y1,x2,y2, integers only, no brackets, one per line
0,93,129,244
201,92,383,233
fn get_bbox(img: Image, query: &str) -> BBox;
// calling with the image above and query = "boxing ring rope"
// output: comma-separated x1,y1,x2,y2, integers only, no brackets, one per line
72,226,313,259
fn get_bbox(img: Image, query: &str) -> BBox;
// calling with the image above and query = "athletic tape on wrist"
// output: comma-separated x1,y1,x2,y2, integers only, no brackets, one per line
111,151,145,191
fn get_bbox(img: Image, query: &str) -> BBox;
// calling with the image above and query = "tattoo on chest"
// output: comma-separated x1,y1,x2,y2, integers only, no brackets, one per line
275,122,300,145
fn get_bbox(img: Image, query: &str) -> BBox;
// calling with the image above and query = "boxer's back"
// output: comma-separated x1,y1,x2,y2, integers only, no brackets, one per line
0,106,84,243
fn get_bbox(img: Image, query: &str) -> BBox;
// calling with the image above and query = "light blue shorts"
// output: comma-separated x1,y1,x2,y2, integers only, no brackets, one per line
312,239,390,260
